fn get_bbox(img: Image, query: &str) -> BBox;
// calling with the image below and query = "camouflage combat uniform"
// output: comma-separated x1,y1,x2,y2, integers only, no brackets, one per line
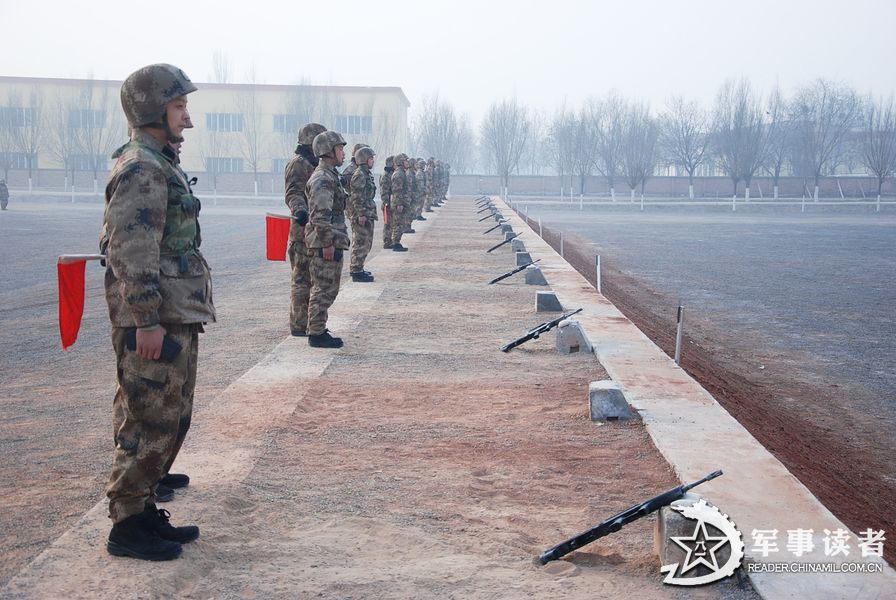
415,162,426,218
380,160,394,248
100,129,215,523
390,160,410,245
304,161,351,335
423,161,434,212
285,145,318,334
348,162,377,274
405,162,418,231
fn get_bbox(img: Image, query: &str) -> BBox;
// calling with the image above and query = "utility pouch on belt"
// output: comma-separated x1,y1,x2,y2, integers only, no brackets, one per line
125,328,183,362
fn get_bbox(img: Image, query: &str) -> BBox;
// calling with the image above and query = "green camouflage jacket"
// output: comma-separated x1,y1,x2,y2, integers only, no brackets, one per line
304,162,351,249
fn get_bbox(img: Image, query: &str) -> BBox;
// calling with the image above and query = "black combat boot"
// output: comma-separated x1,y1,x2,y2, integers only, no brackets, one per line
391,243,408,252
144,505,199,544
291,328,307,337
156,483,174,502
415,215,426,221
350,271,374,282
308,330,344,348
107,511,182,561
160,473,190,488
404,228,416,234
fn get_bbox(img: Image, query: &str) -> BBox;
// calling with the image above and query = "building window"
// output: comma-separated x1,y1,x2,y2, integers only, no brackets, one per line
271,158,290,173
69,109,105,129
205,113,243,132
1,152,37,169
334,114,372,135
72,154,107,171
273,114,308,134
205,157,243,173
1,107,36,127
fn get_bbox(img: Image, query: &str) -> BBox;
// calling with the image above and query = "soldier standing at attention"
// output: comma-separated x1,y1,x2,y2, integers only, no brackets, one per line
285,122,327,337
348,146,377,282
404,159,417,234
423,158,435,213
415,157,427,221
100,64,214,561
341,143,366,190
304,131,351,348
390,153,411,252
380,156,394,249
0,179,9,210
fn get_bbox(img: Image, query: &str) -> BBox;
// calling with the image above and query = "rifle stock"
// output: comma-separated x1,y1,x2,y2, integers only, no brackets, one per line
487,233,519,253
500,308,582,352
488,259,541,284
483,220,507,235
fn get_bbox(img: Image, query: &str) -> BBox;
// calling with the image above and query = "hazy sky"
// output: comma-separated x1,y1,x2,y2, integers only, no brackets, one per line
3,0,895,123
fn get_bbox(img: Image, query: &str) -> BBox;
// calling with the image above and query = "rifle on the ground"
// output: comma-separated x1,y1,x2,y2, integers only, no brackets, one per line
487,233,519,253
478,211,500,222
474,195,490,205
483,220,507,235
500,308,582,352
538,470,724,564
489,259,541,284
476,204,495,214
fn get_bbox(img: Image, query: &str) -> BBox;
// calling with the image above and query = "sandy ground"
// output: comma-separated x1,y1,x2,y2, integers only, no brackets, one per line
0,199,758,598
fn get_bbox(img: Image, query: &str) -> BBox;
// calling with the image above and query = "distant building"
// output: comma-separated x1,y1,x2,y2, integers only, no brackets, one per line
0,75,409,192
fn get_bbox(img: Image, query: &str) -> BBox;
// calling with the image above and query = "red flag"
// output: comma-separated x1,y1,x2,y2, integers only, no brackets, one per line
266,213,291,261
57,254,103,350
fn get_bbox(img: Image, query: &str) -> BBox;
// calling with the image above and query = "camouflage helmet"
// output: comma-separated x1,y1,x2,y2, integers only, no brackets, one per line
355,146,375,163
408,158,417,168
352,143,368,154
394,153,409,165
312,131,347,157
120,64,197,128
298,122,327,146
385,155,394,168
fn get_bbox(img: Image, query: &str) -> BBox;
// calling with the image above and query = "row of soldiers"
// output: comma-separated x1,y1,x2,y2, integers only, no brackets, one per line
284,122,450,349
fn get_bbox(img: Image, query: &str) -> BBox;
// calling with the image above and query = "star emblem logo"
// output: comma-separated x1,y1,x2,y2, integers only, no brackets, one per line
671,519,730,574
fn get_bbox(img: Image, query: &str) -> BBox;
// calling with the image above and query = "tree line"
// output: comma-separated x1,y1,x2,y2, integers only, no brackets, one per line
412,78,896,200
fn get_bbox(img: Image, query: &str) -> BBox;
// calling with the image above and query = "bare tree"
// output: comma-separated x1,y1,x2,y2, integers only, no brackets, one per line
74,79,126,193
6,87,45,190
211,50,232,84
570,101,600,195
411,93,468,167
712,78,766,198
594,92,626,200
660,95,710,199
452,117,475,174
235,68,266,195
197,116,233,197
789,79,861,200
547,105,577,194
480,98,530,189
620,102,659,200
861,94,896,200
0,99,14,181
762,86,790,199
47,91,82,190
518,108,548,176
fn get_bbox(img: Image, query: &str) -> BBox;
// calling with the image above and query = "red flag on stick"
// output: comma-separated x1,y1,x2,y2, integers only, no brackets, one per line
266,213,291,261
57,254,104,350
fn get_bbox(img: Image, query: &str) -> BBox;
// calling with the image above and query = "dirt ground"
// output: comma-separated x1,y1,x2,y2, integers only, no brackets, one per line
0,199,758,598
522,215,895,568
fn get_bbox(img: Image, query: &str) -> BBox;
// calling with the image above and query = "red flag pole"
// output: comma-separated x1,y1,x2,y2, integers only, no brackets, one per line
57,254,104,350
265,213,291,261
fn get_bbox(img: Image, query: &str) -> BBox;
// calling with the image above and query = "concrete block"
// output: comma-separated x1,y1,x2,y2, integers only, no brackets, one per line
516,251,532,266
536,291,563,312
494,213,504,222
589,380,634,421
525,265,548,285
654,492,733,579
511,238,526,252
501,224,513,234
557,319,592,355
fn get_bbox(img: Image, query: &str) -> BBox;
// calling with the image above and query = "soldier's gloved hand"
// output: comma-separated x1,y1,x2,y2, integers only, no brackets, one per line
293,208,309,226
322,245,335,261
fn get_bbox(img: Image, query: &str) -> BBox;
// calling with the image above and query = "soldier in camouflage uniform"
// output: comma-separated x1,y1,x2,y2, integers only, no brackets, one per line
341,143,366,191
414,158,427,221
404,159,418,234
380,156,394,249
304,131,351,348
1,179,9,210
389,153,411,251
348,146,377,282
99,64,213,561
423,158,435,213
285,122,327,337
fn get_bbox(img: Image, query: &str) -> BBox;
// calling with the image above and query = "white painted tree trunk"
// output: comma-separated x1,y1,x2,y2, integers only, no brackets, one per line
745,186,751,201
773,185,779,199
610,186,616,201
688,184,694,200
813,185,819,201
630,189,635,202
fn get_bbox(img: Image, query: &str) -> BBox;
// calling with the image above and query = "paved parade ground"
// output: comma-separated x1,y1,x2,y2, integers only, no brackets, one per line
0,195,893,598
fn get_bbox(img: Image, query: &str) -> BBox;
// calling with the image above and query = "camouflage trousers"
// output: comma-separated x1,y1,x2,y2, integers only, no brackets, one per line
107,323,199,523
349,220,374,273
288,241,312,333
423,192,433,211
390,205,410,245
308,252,344,335
382,205,393,247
